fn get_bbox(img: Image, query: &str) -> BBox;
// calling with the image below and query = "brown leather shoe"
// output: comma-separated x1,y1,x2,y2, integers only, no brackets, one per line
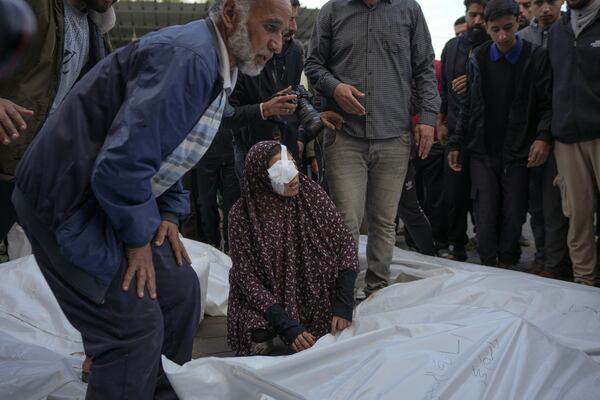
537,270,573,282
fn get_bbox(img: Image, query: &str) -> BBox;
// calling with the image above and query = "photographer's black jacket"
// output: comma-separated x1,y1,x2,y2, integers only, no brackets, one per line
224,39,304,153
448,40,553,164
547,10,600,144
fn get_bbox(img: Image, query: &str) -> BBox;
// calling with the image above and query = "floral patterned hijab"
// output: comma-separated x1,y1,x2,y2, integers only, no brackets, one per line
227,141,359,355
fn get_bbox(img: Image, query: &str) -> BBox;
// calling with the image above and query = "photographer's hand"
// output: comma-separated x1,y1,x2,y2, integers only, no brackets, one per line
333,83,365,116
0,98,34,145
275,86,293,96
261,87,297,118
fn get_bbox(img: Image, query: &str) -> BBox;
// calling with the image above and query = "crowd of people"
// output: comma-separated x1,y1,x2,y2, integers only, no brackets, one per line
0,0,598,397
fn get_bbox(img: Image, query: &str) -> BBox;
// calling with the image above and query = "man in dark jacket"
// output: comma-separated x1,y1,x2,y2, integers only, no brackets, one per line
0,0,114,258
547,0,600,286
447,0,552,267
225,0,304,177
11,0,292,397
437,0,489,261
517,0,564,46
518,0,571,280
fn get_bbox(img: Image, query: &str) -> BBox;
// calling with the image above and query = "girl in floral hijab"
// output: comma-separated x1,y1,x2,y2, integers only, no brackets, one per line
227,141,359,356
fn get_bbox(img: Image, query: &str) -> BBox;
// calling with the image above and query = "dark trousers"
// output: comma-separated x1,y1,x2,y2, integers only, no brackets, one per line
443,148,471,248
529,164,545,264
529,154,572,275
399,162,435,256
233,137,248,181
191,129,240,252
414,142,447,246
23,231,200,399
0,181,17,241
470,155,529,266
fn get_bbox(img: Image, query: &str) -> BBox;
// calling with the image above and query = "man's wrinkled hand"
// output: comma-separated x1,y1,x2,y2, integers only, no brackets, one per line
527,140,550,167
0,98,33,145
320,110,345,130
122,244,156,299
291,330,316,353
415,124,435,159
330,316,351,335
333,83,365,116
154,220,191,266
448,150,462,172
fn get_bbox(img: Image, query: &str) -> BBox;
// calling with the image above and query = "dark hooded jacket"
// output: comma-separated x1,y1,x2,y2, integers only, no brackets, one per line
547,10,600,143
448,40,553,164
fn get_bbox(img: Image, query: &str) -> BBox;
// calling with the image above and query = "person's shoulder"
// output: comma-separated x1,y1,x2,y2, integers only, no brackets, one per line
469,40,492,68
288,39,304,55
517,24,533,37
528,40,549,63
472,40,492,57
25,0,56,30
393,0,425,14
549,12,571,36
301,178,333,207
323,0,346,8
138,19,218,63
397,0,422,8
443,36,460,52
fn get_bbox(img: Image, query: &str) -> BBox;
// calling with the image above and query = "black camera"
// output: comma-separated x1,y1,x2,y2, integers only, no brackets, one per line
288,85,323,139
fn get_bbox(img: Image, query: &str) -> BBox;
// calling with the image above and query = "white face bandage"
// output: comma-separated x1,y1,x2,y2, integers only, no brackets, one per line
267,145,298,195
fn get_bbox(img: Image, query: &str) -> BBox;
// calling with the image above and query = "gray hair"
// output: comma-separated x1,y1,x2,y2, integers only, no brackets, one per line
209,0,252,22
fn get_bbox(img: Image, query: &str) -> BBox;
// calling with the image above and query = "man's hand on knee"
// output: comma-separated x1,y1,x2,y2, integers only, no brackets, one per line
154,220,192,267
123,244,156,299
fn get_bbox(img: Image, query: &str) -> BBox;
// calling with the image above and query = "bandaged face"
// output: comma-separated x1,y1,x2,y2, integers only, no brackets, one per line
267,145,299,197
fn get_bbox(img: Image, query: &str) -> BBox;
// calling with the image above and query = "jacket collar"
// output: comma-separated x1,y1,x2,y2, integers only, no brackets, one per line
490,36,524,64
208,19,238,95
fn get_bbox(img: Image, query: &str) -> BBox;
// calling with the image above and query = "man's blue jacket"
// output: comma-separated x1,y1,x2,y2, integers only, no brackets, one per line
15,19,223,293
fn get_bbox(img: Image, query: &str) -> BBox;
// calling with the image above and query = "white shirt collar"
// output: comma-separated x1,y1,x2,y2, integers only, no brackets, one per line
212,21,238,95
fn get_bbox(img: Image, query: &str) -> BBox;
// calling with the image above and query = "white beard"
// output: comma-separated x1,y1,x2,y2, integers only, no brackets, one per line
228,19,266,76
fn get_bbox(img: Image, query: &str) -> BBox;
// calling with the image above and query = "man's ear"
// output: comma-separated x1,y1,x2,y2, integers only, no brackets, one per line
221,0,239,36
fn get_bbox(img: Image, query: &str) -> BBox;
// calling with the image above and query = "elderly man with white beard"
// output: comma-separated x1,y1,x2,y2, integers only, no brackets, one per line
10,0,291,398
